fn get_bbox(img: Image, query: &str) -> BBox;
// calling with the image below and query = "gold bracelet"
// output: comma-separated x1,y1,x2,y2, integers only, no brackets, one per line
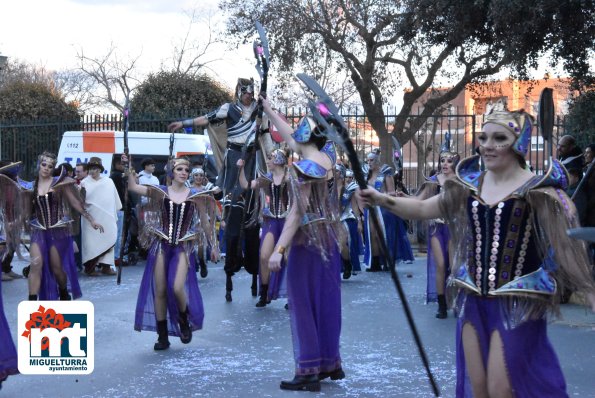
276,245,286,255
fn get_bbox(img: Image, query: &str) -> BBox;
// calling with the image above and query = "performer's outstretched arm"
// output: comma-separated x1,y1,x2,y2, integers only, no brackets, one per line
168,115,209,132
357,188,442,221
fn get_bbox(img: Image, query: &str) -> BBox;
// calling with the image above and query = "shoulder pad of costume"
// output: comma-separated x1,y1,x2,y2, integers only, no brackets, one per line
146,184,168,196
259,172,273,182
0,161,22,178
380,164,394,177
426,174,439,183
17,177,33,191
51,167,72,188
523,158,569,192
293,159,327,179
455,155,482,192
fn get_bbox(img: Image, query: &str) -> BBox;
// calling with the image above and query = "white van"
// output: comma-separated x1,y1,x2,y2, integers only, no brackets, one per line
57,131,216,180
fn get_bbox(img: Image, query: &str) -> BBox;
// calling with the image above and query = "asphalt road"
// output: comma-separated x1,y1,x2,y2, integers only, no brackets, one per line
2,253,594,398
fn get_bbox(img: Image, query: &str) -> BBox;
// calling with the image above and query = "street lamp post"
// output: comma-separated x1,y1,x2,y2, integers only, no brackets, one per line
0,54,7,159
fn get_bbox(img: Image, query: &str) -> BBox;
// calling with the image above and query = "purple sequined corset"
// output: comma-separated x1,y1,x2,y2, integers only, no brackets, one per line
263,182,289,219
464,196,542,295
155,198,196,245
31,192,71,229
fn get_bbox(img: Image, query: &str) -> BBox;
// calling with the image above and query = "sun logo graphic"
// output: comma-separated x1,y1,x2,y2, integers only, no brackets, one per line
18,301,94,375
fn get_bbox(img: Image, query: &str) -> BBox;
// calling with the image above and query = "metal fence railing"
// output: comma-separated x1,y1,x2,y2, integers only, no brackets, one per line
0,110,566,189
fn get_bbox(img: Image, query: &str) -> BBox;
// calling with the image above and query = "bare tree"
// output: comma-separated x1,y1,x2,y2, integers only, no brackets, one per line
165,9,224,77
76,43,142,112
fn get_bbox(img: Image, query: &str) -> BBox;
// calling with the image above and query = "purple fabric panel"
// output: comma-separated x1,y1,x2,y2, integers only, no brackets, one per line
134,241,204,336
31,228,81,300
456,295,568,398
260,218,287,300
286,230,342,375
0,273,18,385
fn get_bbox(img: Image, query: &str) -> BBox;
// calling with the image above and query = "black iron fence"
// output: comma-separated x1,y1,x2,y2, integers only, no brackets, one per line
0,109,566,189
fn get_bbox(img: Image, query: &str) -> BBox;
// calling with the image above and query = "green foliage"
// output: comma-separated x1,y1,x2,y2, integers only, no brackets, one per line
566,91,595,146
408,0,595,88
0,81,80,121
130,71,233,117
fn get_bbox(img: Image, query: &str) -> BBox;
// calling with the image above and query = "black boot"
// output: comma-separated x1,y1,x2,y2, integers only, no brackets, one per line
28,294,38,301
436,294,447,319
225,273,233,302
255,284,268,307
154,320,170,350
280,375,321,392
178,307,192,344
342,258,352,280
199,258,208,278
318,367,346,381
366,256,382,272
58,287,71,301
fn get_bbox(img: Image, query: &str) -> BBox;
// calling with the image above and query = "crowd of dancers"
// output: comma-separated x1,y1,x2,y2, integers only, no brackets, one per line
1,77,594,397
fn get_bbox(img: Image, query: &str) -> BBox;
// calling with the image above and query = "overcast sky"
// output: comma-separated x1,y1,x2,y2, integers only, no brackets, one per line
0,0,254,91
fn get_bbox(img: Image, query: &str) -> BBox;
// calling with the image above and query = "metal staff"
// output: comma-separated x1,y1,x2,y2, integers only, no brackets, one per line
117,99,130,285
296,73,441,397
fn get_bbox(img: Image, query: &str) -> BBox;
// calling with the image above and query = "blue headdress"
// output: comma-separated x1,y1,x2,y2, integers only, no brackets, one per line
439,131,460,166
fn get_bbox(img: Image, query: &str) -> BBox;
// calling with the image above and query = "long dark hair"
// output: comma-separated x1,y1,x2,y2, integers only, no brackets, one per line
33,151,57,199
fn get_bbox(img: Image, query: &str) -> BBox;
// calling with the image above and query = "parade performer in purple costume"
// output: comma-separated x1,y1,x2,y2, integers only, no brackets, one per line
238,148,290,307
126,156,216,351
336,165,362,279
0,161,21,389
263,97,344,392
359,106,595,397
363,150,400,271
415,143,460,318
24,152,103,301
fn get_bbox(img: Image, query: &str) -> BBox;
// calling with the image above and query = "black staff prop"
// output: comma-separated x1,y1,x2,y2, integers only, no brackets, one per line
117,100,130,285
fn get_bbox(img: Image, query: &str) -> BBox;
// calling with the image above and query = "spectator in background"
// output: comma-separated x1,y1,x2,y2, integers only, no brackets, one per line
584,144,595,171
575,143,595,263
73,162,88,270
74,163,88,185
557,135,583,172
110,157,126,266
81,157,122,276
138,158,159,186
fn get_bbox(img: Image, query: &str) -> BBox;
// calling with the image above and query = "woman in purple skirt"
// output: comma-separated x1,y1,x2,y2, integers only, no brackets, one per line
415,144,460,318
263,98,344,392
359,106,595,397
238,148,290,307
126,157,216,351
0,161,21,389
25,152,103,301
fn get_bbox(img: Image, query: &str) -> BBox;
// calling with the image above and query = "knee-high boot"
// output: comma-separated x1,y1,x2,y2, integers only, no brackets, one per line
178,307,192,344
436,294,447,319
154,320,171,350
256,284,268,307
